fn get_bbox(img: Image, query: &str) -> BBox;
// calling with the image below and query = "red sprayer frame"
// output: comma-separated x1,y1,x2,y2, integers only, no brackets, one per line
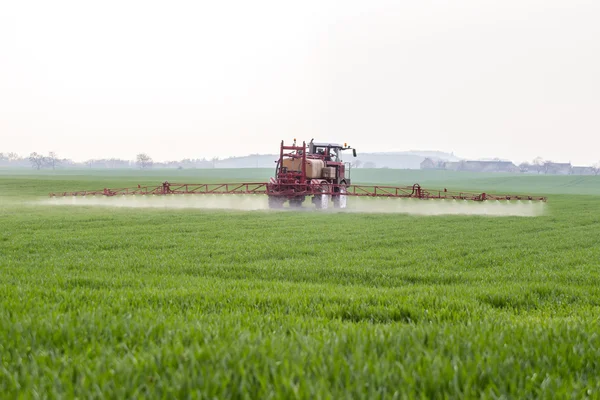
49,181,546,202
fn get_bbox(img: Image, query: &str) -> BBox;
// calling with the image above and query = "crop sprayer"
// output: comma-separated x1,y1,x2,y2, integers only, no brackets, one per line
49,139,547,209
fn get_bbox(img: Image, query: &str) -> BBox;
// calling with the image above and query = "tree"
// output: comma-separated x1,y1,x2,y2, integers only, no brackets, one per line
592,162,600,176
532,157,545,174
541,160,553,175
46,152,59,170
518,162,531,173
106,158,128,168
29,152,45,170
136,153,153,169
351,160,362,168
1,152,21,162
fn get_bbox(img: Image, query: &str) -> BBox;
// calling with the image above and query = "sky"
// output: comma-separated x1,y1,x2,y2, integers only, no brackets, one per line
1,0,599,165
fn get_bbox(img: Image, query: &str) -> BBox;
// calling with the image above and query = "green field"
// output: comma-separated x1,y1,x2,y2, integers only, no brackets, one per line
1,169,600,398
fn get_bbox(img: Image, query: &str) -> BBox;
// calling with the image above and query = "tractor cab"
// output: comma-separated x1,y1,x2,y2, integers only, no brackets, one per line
308,141,356,162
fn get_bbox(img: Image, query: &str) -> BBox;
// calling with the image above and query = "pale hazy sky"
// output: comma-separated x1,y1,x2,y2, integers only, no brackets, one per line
1,0,599,164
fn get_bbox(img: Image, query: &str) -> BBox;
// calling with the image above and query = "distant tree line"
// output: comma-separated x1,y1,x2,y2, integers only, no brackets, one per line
27,152,63,170
0,151,219,170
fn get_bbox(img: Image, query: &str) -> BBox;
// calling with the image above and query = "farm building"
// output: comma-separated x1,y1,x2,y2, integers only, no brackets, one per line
420,157,592,175
544,162,572,175
420,158,445,169
442,161,462,171
460,160,519,173
429,160,519,173
572,166,596,175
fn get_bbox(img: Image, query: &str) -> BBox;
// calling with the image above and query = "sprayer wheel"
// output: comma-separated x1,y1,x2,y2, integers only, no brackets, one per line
313,183,331,210
333,182,348,209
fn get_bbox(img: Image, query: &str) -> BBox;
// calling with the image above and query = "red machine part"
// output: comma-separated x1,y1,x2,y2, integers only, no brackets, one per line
49,181,547,202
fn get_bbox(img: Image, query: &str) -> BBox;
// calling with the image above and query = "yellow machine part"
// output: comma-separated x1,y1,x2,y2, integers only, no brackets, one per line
322,167,336,179
282,158,324,179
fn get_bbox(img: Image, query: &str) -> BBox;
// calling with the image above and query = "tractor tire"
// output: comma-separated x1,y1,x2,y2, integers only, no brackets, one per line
312,183,331,210
333,182,348,209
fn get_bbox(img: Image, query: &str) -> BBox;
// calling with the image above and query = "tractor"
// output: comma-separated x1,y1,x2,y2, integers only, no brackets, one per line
266,139,357,209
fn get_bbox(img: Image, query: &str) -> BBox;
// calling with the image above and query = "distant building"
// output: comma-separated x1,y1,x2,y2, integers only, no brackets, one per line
460,160,519,173
543,162,572,175
421,158,589,175
429,160,519,173
420,158,445,169
572,166,596,176
442,161,463,171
